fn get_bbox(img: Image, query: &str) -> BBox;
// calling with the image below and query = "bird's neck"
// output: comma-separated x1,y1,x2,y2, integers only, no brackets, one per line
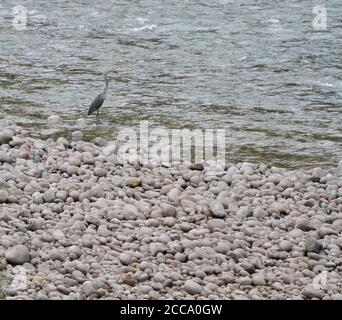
103,74,109,97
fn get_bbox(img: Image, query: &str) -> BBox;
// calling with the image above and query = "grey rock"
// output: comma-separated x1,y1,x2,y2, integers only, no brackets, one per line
125,177,141,187
302,284,324,299
184,280,203,295
94,167,107,177
118,253,132,266
56,137,69,148
94,137,107,147
296,217,315,231
150,243,168,256
81,281,96,296
311,167,325,182
253,206,266,219
305,238,323,253
85,214,101,227
0,152,13,164
43,190,56,203
102,142,119,156
0,190,8,203
279,240,292,252
161,203,176,217
237,206,252,218
0,132,13,145
5,245,30,265
49,249,65,262
252,275,266,286
207,219,226,231
72,270,87,283
209,200,226,218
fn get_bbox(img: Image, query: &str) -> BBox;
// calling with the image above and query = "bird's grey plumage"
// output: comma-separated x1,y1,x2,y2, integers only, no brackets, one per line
88,92,105,115
88,72,111,125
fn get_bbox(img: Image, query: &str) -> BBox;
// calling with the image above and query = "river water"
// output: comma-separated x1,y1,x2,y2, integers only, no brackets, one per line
0,0,341,168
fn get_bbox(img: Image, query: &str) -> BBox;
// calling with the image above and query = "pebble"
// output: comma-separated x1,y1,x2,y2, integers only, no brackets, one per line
102,142,119,156
161,203,176,217
118,253,132,266
0,132,13,145
0,190,9,203
43,190,56,203
302,284,324,299
209,201,226,218
150,243,168,256
5,245,30,265
253,206,266,219
184,280,203,295
207,219,226,231
252,275,266,286
296,217,315,231
125,177,141,187
305,238,323,253
85,214,101,227
311,167,325,182
94,167,107,177
237,206,251,218
47,115,63,125
0,152,13,164
81,281,96,296
279,240,292,252
0,125,340,300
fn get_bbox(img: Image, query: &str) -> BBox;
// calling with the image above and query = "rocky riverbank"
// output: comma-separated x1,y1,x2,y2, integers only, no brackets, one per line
0,123,342,300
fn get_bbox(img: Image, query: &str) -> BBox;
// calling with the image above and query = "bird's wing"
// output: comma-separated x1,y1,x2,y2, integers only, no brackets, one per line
88,93,105,115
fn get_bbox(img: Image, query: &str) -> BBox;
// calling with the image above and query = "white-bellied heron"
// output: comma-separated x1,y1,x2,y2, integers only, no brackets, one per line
88,71,114,125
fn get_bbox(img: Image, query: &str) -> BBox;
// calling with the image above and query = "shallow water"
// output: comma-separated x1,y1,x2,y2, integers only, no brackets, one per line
0,0,341,169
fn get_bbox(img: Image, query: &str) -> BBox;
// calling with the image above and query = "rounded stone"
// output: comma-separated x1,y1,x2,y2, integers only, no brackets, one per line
184,280,203,295
209,201,226,218
252,275,266,286
279,240,292,252
118,253,132,266
305,238,323,253
125,177,141,188
0,190,9,203
5,245,30,265
161,203,176,217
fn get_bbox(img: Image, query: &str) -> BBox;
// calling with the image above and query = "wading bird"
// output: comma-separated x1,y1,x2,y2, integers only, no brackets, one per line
88,71,113,125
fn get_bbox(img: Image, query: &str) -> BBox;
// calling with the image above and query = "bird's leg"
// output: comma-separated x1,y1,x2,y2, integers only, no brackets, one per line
97,109,102,125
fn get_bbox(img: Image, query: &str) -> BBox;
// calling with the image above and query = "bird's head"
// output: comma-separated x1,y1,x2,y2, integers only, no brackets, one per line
105,70,118,79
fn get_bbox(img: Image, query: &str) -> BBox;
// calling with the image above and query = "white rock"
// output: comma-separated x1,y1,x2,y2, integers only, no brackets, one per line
47,115,63,125
102,142,120,156
118,253,132,266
